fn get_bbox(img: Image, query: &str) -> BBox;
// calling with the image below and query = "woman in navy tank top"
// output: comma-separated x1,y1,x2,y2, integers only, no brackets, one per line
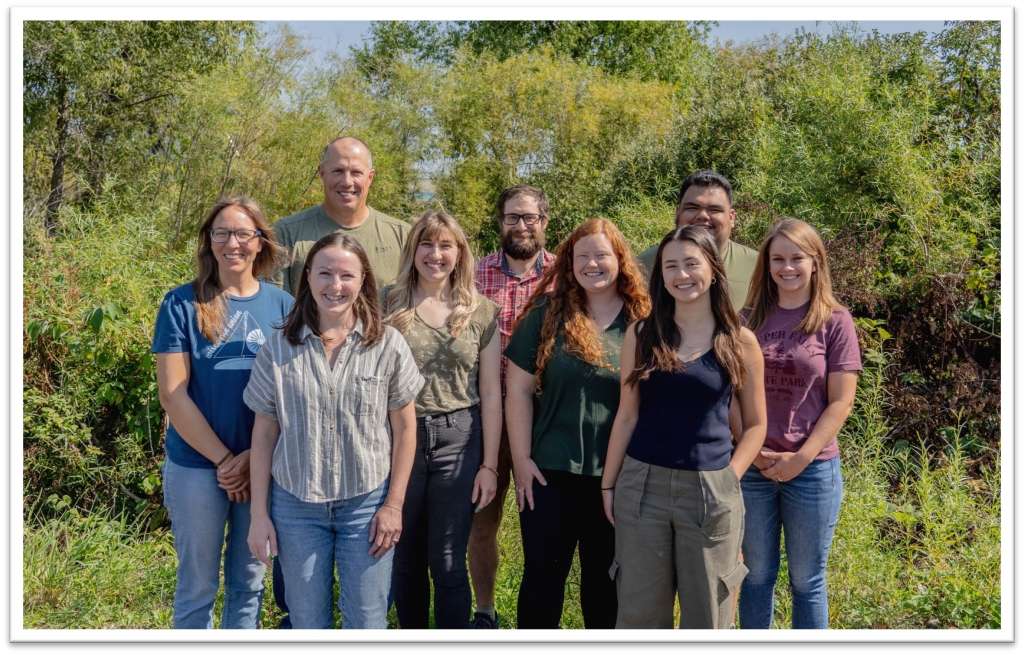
600,226,767,629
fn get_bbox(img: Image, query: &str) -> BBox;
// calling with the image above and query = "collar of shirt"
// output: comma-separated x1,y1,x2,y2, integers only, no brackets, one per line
499,249,547,280
298,319,365,342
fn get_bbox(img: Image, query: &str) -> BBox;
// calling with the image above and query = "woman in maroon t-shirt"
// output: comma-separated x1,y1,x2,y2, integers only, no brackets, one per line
737,218,862,629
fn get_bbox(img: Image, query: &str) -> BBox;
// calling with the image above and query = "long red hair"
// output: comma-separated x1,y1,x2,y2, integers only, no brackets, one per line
514,218,651,393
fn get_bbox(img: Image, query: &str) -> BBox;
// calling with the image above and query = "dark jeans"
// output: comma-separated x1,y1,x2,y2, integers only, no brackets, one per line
517,469,617,629
392,406,482,629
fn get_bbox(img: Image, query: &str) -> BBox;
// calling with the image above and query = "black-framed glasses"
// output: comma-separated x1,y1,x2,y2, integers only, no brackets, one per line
210,228,262,244
501,213,545,226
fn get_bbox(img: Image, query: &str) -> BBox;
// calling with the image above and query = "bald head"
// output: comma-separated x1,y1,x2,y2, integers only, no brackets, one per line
321,136,373,169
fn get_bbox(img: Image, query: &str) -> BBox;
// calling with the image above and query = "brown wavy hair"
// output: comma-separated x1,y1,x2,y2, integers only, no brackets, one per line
280,233,384,347
192,196,289,343
514,218,650,393
743,218,841,335
626,226,746,389
382,211,480,338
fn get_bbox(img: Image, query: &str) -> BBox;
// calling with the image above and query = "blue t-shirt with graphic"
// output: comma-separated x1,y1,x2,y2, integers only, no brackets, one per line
151,281,293,468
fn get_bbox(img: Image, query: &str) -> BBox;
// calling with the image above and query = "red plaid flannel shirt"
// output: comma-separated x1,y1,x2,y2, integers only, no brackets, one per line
474,249,557,395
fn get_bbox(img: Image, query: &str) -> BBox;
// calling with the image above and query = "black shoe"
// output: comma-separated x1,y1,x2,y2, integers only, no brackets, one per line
469,610,500,629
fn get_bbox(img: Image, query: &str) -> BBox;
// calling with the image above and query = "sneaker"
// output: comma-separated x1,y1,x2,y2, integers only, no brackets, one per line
469,610,500,629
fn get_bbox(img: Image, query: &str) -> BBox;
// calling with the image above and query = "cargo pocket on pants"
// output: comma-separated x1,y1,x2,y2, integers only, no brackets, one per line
613,456,649,526
717,561,749,628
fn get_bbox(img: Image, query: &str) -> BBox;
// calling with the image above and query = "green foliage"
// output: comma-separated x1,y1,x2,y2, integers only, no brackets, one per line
24,181,189,520
434,45,677,252
23,20,253,226
360,20,712,86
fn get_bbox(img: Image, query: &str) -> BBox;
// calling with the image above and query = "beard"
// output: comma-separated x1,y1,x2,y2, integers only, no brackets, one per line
501,228,545,261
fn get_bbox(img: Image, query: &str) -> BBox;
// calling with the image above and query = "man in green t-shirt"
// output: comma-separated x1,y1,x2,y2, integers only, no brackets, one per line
636,170,758,311
269,136,411,295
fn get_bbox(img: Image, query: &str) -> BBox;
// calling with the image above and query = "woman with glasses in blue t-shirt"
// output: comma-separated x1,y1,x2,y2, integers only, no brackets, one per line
152,197,292,629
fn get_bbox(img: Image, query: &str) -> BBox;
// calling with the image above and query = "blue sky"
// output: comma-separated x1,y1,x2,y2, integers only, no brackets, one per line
267,20,949,64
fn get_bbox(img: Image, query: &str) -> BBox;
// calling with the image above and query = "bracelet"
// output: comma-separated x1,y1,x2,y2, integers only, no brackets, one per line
479,464,499,477
384,503,403,512
601,486,615,491
215,451,234,467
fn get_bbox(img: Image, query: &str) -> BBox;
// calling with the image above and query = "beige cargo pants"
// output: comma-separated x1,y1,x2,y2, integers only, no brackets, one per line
610,455,748,629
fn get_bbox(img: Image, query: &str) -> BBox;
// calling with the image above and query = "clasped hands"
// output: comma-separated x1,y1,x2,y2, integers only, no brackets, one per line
217,449,251,503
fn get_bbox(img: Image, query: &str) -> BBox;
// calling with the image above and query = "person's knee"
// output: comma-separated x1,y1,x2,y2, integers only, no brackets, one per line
741,564,780,587
469,520,500,546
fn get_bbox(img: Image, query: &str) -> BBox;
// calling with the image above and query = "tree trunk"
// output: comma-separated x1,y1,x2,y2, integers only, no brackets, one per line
44,84,71,235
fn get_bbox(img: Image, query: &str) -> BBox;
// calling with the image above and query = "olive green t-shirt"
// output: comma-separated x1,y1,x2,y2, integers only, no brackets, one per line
503,295,627,477
269,205,411,295
381,286,499,417
636,239,759,311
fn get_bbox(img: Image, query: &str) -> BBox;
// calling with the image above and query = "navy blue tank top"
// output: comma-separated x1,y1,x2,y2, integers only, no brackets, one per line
626,348,734,470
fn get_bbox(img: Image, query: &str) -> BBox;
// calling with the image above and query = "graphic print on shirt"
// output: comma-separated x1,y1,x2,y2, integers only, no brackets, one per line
202,310,267,370
759,330,818,405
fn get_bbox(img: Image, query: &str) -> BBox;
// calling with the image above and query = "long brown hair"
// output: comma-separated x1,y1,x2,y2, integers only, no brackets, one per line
743,218,841,335
193,196,289,343
382,211,480,338
514,218,650,393
279,233,384,347
626,226,747,389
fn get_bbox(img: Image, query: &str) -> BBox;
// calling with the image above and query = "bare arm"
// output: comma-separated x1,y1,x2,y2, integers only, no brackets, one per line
505,361,547,511
157,352,233,465
761,371,858,481
246,413,280,566
368,400,417,557
600,323,642,526
473,333,502,510
730,328,768,479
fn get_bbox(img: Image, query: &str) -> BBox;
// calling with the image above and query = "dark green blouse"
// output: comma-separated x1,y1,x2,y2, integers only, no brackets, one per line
503,294,627,477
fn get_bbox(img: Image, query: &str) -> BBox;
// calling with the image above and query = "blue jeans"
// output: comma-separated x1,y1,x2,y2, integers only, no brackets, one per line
738,457,843,629
163,459,266,629
271,478,393,629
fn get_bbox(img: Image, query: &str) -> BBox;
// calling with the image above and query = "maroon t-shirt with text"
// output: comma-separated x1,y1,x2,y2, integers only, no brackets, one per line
754,304,862,461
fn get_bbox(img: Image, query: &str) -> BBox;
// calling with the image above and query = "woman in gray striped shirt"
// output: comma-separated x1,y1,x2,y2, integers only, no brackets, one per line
244,233,424,629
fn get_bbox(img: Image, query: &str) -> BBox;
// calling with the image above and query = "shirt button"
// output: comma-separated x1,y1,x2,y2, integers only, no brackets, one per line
329,389,334,394
330,424,335,430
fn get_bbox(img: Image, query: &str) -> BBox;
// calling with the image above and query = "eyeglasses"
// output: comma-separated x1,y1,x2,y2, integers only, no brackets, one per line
210,229,262,244
501,213,545,226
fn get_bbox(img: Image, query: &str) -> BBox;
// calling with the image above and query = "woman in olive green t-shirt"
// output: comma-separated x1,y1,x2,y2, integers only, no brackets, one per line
381,211,502,629
504,218,651,629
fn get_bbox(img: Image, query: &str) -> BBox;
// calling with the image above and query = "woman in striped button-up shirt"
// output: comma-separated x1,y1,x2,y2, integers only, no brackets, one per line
244,233,424,629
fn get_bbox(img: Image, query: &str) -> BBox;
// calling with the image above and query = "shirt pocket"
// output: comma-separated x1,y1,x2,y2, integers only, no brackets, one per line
353,375,384,416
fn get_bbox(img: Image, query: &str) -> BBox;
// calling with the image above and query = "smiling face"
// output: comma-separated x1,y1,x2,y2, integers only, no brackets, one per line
500,195,548,261
414,229,459,286
211,205,263,280
675,185,735,252
573,232,619,295
661,239,714,304
769,234,816,305
307,245,366,325
318,139,375,220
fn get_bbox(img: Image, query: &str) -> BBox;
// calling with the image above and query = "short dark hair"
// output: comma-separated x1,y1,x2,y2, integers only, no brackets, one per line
496,185,550,220
678,170,733,205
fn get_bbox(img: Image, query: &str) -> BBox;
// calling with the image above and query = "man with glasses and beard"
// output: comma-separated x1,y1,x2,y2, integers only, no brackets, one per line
468,185,556,629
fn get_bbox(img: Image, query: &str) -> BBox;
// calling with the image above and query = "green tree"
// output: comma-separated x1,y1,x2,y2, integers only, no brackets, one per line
356,20,711,86
23,20,252,232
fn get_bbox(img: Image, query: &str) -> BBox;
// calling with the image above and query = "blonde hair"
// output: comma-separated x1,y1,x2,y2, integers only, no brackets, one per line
743,217,842,335
382,211,480,338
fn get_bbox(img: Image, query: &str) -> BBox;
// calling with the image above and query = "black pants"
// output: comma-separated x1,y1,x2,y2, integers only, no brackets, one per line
517,469,617,628
392,406,481,629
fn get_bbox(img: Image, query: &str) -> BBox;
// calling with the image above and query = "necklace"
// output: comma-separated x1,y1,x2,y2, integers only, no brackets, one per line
681,330,696,348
